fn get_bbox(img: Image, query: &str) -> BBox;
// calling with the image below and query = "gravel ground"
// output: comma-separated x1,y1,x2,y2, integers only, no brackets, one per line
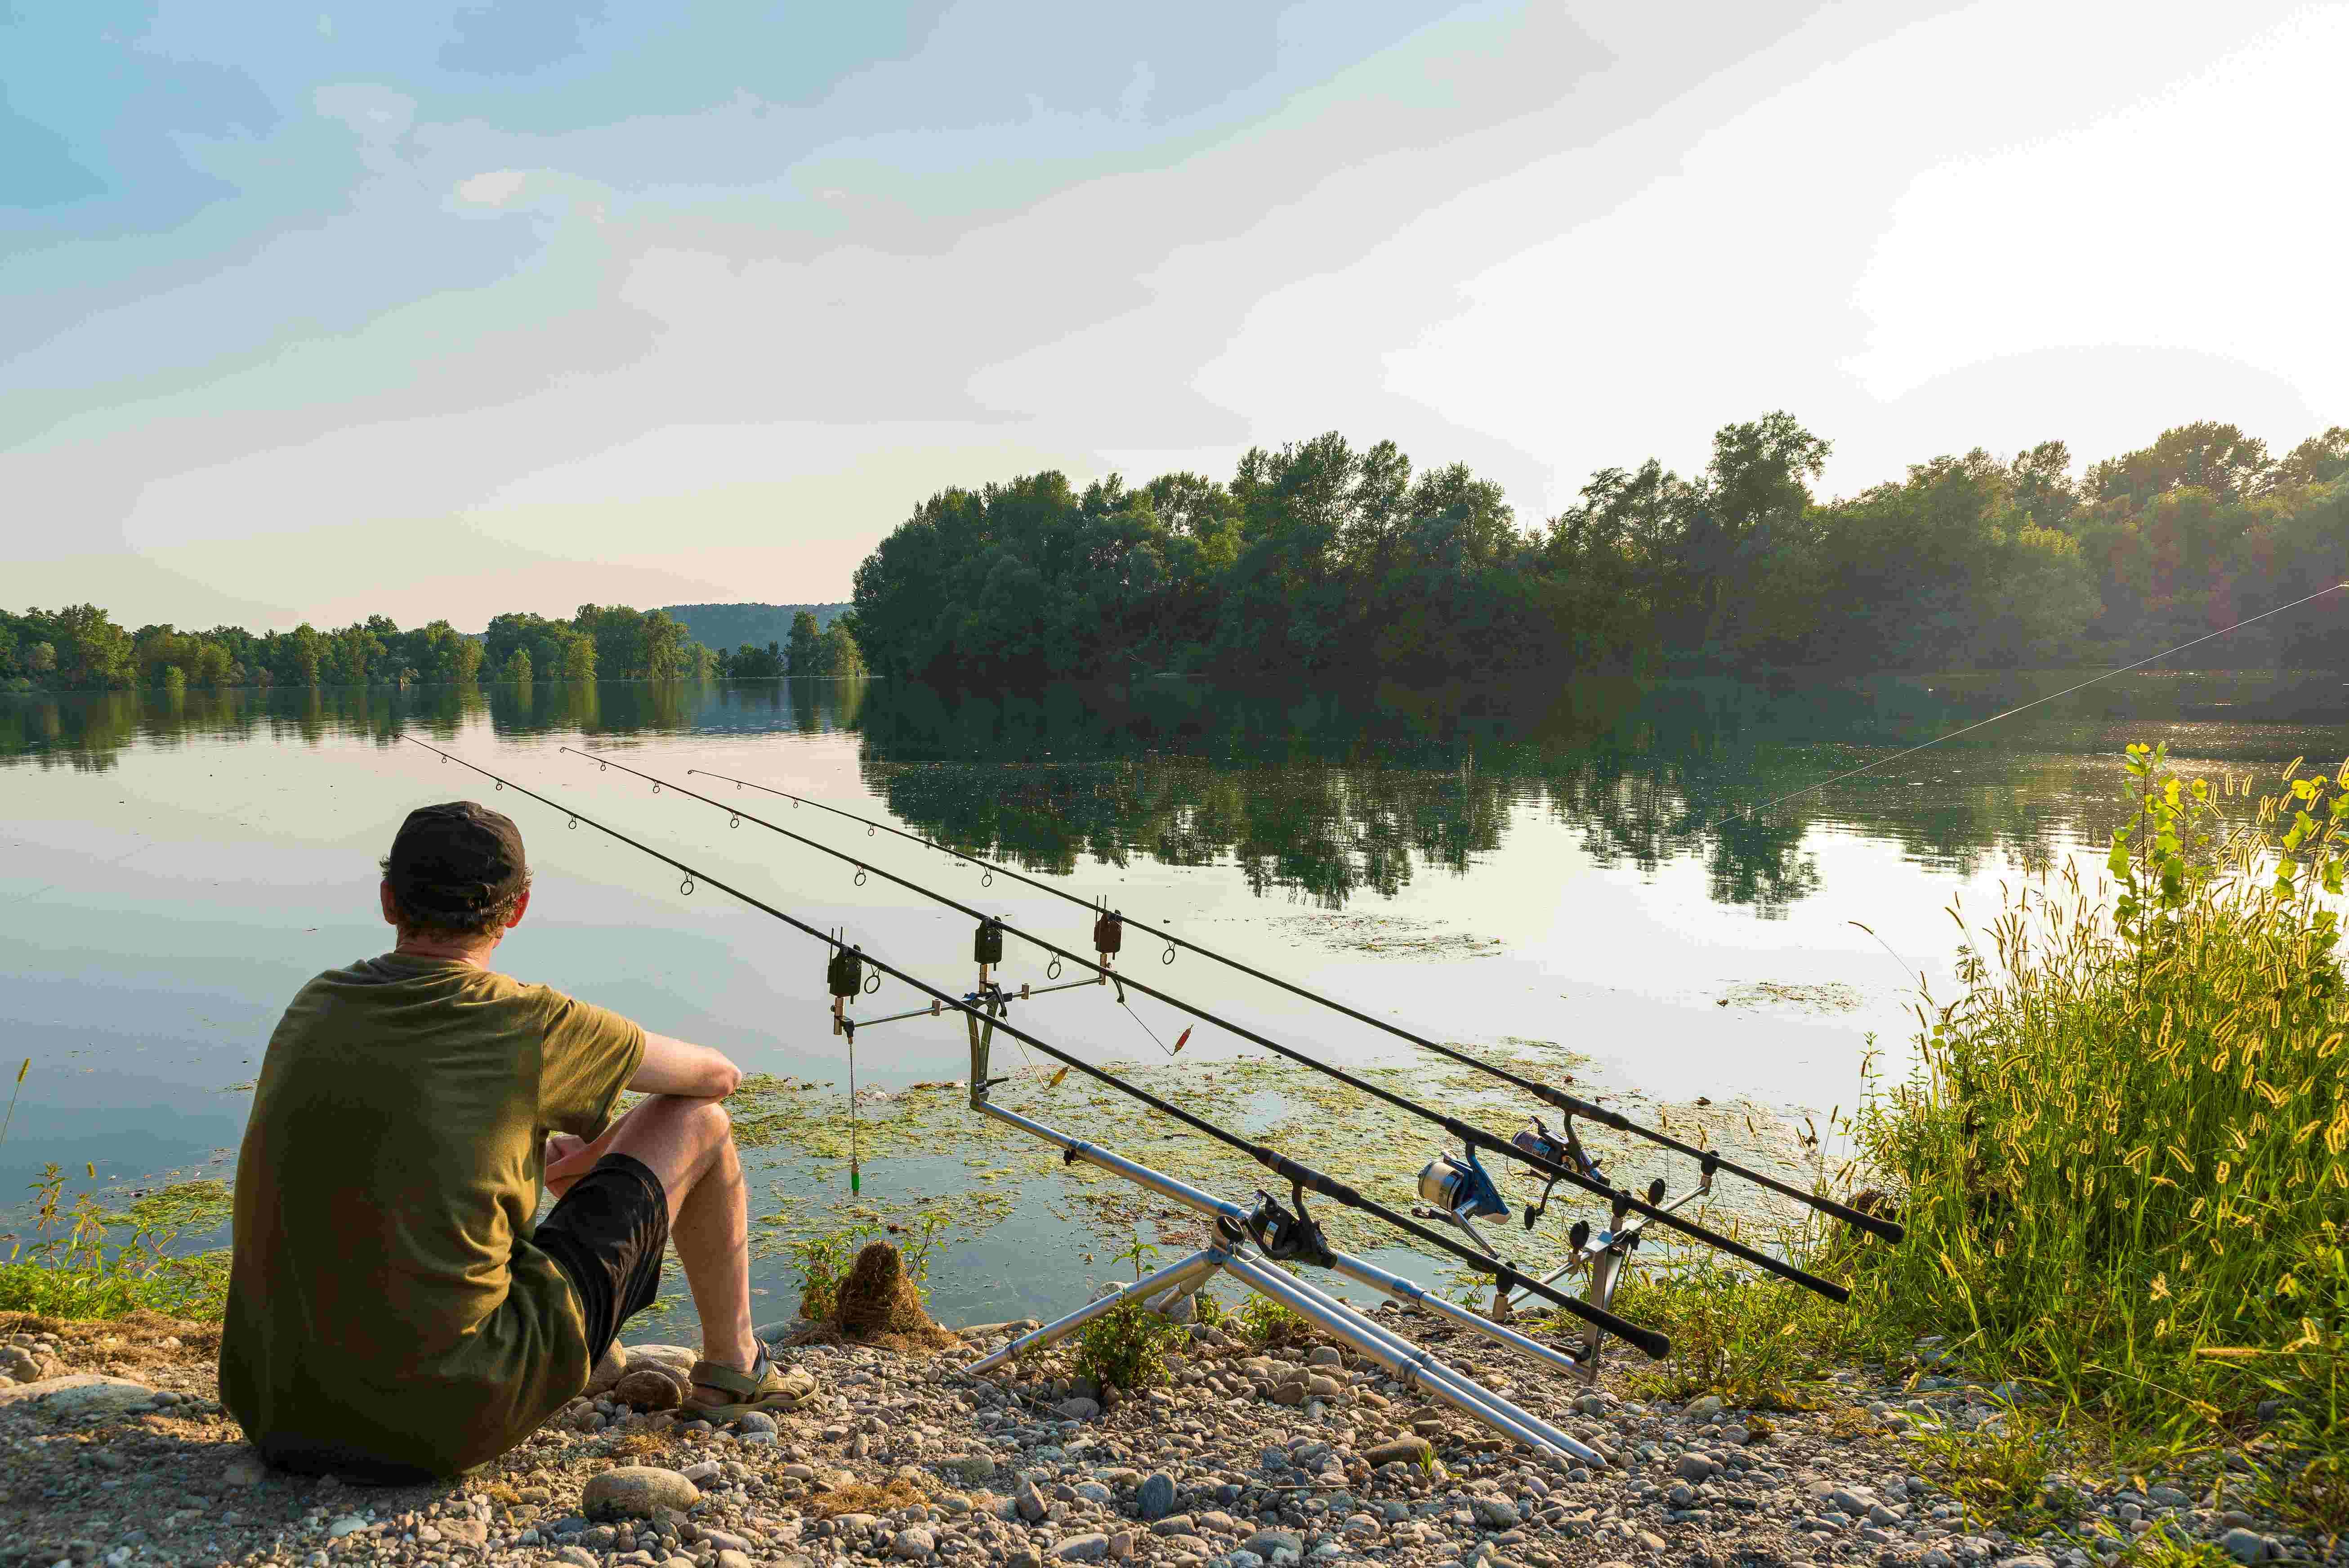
0,1307,2330,1568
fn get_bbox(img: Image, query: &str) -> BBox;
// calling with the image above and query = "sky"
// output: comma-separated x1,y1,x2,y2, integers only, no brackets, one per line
3,0,2342,634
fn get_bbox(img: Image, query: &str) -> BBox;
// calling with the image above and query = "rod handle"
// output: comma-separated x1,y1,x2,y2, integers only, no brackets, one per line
1500,1273,1669,1360
1815,1196,1905,1244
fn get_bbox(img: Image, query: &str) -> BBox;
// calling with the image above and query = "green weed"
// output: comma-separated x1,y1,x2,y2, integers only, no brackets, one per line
1072,1300,1188,1392
0,1162,227,1319
1231,1291,1313,1349
1844,743,2349,1481
788,1220,881,1320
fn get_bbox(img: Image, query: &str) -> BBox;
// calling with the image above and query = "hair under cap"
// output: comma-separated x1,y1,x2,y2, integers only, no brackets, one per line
385,801,529,924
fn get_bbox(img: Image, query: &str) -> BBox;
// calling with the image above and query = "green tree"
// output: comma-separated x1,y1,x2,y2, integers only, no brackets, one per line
786,611,823,674
502,646,532,684
821,620,865,679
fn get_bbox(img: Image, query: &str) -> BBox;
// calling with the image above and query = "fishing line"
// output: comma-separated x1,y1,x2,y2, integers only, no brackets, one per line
685,758,1893,1242
561,746,1852,1300
402,735,1669,1353
1713,579,2349,832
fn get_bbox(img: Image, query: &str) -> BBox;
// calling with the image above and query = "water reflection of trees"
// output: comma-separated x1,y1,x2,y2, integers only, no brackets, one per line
854,674,2345,913
9,668,2337,915
0,677,868,769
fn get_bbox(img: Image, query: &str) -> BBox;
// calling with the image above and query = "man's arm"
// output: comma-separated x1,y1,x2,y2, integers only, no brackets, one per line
630,1030,742,1099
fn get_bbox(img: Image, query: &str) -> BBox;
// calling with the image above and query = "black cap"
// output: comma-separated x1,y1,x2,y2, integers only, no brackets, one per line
385,801,529,925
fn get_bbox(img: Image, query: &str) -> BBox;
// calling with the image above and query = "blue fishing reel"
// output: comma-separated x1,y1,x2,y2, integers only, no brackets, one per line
1417,1143,1509,1223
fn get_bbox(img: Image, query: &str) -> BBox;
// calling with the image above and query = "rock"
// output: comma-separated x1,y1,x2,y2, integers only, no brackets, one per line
1341,1514,1381,1541
1008,1553,1042,1568
558,1548,599,1568
893,1528,937,1559
1055,1533,1111,1563
1829,1486,1880,1516
1058,1396,1102,1421
1307,1347,1343,1367
582,1466,701,1519
326,1516,367,1539
1108,1530,1136,1560
938,1454,998,1486
2220,1529,2266,1565
1304,1375,1343,1399
737,1410,777,1434
1016,1480,1048,1522
2147,1486,2191,1507
1364,1437,1434,1469
615,1368,685,1411
1268,1382,1306,1407
1469,1496,1520,1530
222,1451,268,1487
1719,1424,1751,1446
1150,1516,1196,1537
1993,1558,2056,1568
1243,1528,1303,1564
716,1552,754,1568
585,1342,630,1396
1143,1288,1197,1324
1684,1395,1724,1420
1137,1472,1177,1521
679,1458,725,1485
441,1519,488,1546
0,1374,156,1417
1675,1455,1718,1483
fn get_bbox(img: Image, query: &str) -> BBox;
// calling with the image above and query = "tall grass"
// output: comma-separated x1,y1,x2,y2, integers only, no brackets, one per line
0,1162,229,1319
1848,743,2347,1520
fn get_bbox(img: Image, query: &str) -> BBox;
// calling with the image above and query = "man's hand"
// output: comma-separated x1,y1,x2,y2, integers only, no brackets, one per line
544,1132,600,1201
630,1030,742,1100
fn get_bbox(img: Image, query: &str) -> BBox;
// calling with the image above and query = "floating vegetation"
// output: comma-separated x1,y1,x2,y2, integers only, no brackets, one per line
722,1040,1822,1292
108,1179,233,1236
1719,980,1865,1014
1275,911,1507,959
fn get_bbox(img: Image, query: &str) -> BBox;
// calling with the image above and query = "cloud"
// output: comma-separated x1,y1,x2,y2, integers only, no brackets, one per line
454,168,529,206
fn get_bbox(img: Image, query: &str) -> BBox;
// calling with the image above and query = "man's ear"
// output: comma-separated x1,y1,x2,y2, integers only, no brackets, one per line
506,887,530,929
380,880,402,928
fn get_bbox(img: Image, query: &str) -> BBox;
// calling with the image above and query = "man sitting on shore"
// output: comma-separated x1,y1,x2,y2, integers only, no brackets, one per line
220,800,804,1481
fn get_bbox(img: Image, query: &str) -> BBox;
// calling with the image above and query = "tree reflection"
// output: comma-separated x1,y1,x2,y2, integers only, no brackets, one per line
7,669,2337,915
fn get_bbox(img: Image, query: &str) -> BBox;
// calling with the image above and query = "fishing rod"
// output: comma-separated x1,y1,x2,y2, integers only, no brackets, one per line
402,734,1670,1358
560,745,1853,1302
685,759,1900,1245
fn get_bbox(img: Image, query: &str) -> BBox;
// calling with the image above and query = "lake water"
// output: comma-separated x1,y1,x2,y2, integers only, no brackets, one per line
5,670,2344,1338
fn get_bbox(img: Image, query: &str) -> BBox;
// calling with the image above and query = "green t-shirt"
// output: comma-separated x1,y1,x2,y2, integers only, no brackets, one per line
220,953,645,1478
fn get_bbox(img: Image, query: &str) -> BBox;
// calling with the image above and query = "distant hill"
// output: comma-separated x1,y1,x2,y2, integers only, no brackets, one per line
660,603,851,655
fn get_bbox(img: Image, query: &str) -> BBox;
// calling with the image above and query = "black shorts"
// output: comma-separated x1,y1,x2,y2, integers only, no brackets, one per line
536,1152,670,1367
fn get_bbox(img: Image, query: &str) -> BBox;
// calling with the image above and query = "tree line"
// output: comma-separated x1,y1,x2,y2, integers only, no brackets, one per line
1,601,864,694
849,417,2349,684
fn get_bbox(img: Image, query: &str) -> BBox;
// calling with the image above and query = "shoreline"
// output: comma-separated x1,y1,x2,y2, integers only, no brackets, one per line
1,1304,2324,1568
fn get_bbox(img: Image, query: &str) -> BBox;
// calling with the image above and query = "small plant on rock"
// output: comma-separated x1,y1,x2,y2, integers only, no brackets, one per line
789,1220,880,1320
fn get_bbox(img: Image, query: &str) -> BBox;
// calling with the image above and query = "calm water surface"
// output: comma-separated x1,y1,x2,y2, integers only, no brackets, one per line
5,670,2344,1333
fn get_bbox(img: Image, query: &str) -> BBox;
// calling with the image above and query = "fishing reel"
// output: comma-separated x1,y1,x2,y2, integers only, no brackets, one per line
1414,1143,1509,1255
1515,1115,1607,1230
1245,1180,1334,1269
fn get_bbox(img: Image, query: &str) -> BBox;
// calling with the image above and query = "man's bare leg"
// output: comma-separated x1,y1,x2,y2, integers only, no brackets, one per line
545,1096,759,1374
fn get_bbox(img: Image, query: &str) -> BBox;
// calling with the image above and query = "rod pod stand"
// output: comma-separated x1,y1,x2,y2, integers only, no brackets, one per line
958,995,1608,1458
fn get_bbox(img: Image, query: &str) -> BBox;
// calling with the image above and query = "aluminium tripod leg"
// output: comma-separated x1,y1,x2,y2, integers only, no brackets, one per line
965,1247,1228,1374
1225,1253,1601,1465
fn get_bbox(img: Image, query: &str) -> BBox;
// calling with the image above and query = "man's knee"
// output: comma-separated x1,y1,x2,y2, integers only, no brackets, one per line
649,1094,732,1160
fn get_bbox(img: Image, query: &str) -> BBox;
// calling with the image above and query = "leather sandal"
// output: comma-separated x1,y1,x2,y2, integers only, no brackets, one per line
686,1348,816,1420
